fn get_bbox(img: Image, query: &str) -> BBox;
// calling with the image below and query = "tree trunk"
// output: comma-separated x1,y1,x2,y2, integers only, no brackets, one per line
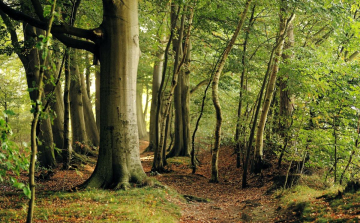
153,5,186,172
147,50,164,151
44,64,65,156
95,67,100,132
82,0,146,189
85,52,91,99
210,0,252,183
253,4,294,174
181,40,191,157
137,85,148,139
27,3,56,221
277,21,294,168
81,65,100,147
279,22,294,137
70,50,89,153
63,49,72,170
23,24,56,168
235,5,256,168
167,4,187,158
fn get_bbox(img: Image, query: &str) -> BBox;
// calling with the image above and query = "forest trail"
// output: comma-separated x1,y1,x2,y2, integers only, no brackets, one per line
139,140,292,222
1,140,294,222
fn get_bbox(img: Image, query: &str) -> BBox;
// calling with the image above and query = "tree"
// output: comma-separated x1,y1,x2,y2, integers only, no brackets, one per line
253,1,294,174
0,10,57,168
0,0,147,188
210,0,252,183
167,4,192,158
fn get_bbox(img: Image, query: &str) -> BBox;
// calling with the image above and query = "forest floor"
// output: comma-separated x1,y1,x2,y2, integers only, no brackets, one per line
3,140,358,222
139,140,293,222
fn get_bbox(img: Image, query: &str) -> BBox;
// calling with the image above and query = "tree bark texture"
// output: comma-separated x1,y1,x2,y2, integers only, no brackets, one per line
82,0,146,189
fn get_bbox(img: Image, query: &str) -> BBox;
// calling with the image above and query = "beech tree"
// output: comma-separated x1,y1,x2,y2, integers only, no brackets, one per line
0,0,147,188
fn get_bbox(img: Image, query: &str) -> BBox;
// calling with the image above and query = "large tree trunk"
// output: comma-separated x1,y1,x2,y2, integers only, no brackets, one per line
70,50,88,153
82,0,146,189
254,2,294,174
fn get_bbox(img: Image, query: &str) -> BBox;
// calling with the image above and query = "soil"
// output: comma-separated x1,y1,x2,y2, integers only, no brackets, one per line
1,140,296,222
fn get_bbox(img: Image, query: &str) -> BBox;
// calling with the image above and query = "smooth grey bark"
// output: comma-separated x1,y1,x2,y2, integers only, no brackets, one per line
81,65,100,147
82,0,146,189
85,52,91,99
70,50,88,153
147,50,164,151
43,63,65,155
167,5,191,158
137,85,148,139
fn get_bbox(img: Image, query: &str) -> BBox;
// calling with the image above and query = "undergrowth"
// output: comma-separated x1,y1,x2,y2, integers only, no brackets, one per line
0,186,182,222
277,174,360,222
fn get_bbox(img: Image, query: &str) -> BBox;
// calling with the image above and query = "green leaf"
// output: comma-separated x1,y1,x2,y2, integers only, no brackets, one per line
23,185,31,199
4,110,15,116
13,181,25,189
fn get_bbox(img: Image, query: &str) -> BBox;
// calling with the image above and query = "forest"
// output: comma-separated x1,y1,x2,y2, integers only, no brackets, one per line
1,0,360,222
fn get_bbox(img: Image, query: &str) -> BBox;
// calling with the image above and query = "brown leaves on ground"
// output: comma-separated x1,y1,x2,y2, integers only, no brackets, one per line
1,140,291,222
141,141,289,222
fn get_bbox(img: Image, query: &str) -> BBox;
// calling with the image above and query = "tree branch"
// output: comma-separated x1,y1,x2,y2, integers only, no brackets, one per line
0,1,99,53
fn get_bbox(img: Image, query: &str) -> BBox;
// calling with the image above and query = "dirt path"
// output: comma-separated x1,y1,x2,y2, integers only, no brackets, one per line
139,140,289,222
1,140,291,222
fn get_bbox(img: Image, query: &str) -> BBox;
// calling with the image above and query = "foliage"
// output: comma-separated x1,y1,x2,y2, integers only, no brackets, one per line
0,115,30,198
279,184,360,222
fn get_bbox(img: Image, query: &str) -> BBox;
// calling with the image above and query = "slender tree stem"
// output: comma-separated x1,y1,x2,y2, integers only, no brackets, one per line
27,2,57,222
